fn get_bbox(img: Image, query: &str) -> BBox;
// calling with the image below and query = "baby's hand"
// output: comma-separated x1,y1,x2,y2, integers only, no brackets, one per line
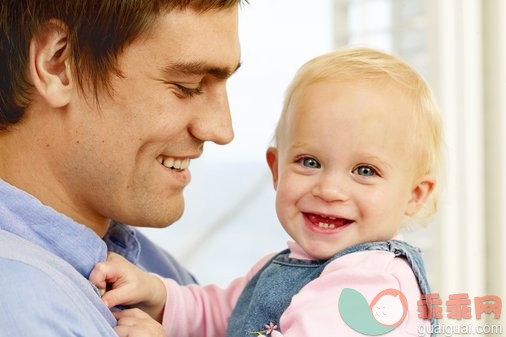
89,252,166,322
114,308,166,337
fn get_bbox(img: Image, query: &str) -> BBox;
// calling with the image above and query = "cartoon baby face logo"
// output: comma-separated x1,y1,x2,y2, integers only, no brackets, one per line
339,288,408,335
370,289,408,326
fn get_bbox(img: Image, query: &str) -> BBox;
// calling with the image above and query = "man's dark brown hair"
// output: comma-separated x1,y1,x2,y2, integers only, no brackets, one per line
0,0,247,129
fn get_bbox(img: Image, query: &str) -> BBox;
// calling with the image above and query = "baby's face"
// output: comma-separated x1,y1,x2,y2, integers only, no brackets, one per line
268,79,433,260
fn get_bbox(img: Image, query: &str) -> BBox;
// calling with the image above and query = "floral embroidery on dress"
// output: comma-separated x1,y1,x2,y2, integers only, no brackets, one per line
249,322,278,336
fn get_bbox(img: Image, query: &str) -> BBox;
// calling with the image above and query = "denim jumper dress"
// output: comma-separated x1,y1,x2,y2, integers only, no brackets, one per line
226,240,434,337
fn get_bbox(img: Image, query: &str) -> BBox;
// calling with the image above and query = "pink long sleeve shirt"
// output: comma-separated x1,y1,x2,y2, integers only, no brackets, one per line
162,241,431,337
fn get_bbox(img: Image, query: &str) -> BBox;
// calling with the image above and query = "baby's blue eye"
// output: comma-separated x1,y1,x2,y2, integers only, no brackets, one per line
354,165,377,176
300,157,321,169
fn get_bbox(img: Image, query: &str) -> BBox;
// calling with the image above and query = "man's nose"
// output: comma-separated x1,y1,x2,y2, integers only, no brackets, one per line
189,83,234,145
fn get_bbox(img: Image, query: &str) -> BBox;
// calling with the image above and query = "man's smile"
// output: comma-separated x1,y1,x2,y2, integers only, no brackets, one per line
156,156,191,171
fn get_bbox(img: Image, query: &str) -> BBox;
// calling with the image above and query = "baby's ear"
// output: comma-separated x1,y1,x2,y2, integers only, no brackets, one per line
266,147,279,190
405,175,436,216
29,19,73,108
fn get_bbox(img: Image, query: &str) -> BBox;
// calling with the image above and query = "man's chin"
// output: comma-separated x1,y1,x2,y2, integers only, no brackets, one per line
121,206,185,229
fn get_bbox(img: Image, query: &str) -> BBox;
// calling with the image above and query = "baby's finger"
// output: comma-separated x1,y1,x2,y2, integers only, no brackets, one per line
114,309,165,337
114,308,149,320
89,252,125,286
88,262,108,289
114,310,143,329
101,283,138,308
114,323,165,337
113,325,131,337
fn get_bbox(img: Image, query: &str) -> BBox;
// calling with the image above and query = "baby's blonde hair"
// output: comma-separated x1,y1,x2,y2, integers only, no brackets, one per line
274,47,443,225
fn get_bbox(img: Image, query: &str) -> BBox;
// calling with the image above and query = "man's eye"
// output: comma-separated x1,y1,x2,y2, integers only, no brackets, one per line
299,157,321,169
353,165,377,177
174,84,203,98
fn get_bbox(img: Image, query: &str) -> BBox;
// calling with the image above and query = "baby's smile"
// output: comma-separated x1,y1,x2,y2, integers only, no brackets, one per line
304,212,353,230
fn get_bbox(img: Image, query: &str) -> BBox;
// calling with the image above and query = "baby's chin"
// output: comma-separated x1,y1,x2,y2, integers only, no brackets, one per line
303,243,351,260
307,236,388,260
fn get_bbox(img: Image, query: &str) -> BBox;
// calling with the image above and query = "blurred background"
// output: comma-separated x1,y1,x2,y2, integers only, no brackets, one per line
141,0,505,334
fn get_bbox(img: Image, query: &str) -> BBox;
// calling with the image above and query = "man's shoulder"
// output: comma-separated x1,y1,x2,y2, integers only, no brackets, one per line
0,228,93,302
0,229,70,270
0,256,75,300
0,260,116,337
0,230,117,336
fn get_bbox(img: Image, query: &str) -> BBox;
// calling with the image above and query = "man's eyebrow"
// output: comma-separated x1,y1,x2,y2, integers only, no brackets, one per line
163,61,242,80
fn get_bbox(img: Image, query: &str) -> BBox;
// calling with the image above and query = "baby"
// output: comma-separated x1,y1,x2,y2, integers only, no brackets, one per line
91,47,443,337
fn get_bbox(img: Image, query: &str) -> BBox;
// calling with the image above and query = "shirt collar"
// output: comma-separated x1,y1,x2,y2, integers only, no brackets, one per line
103,221,141,266
0,179,111,278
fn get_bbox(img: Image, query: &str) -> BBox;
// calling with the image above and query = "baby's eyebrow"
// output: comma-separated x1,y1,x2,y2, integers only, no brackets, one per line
163,61,242,80
359,154,393,169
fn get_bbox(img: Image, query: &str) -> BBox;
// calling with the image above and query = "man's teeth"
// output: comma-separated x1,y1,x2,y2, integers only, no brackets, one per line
318,222,336,229
157,156,190,170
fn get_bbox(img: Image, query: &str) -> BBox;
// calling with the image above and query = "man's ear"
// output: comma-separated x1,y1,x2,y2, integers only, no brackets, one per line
405,175,436,216
266,147,279,190
29,19,73,108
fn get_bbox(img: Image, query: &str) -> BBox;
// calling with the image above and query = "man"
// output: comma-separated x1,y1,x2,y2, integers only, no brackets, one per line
0,1,244,335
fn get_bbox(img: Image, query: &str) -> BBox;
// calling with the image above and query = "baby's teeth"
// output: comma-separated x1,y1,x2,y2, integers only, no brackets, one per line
318,222,335,229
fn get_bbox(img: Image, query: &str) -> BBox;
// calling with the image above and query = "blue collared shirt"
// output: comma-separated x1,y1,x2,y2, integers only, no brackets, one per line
0,179,196,336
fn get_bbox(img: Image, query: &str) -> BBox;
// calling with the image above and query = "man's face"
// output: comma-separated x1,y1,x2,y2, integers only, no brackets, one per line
57,7,241,234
